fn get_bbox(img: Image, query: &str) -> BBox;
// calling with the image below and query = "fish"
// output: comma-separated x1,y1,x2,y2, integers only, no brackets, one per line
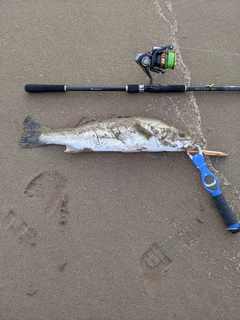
20,116,194,153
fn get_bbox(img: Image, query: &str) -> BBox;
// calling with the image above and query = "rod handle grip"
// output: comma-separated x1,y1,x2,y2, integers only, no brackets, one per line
25,84,65,92
127,84,140,93
213,193,240,233
144,85,186,93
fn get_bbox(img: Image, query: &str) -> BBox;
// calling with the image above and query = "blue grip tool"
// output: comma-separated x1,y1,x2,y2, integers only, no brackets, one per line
187,145,240,233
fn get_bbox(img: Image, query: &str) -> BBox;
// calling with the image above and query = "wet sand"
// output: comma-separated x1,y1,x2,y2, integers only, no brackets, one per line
1,1,240,319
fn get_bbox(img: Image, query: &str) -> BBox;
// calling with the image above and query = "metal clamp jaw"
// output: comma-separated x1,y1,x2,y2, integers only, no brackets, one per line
187,146,221,197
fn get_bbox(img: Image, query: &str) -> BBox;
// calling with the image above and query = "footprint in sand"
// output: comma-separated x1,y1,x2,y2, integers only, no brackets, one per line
140,243,172,299
170,218,198,248
2,210,18,230
24,171,67,219
17,222,37,246
1,210,37,246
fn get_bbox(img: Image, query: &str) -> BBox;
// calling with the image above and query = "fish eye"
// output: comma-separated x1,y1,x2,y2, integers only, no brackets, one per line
178,132,185,138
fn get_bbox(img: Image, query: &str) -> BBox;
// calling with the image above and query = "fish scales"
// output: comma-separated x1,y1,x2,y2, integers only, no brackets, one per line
20,116,194,153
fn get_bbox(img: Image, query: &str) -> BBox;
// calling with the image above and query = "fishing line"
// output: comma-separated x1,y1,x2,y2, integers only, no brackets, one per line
227,141,240,156
179,46,240,57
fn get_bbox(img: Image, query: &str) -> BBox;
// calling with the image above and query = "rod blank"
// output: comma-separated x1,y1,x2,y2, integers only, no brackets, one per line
186,86,240,91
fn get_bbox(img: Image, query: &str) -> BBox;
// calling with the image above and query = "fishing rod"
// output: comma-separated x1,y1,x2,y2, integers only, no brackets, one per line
25,45,240,94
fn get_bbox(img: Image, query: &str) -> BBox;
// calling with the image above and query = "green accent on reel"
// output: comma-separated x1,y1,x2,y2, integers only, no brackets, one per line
166,52,176,69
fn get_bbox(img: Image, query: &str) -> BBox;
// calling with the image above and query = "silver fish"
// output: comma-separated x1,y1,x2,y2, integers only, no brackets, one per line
20,116,194,153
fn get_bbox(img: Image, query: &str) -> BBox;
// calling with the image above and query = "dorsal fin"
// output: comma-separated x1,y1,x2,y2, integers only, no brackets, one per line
75,117,96,127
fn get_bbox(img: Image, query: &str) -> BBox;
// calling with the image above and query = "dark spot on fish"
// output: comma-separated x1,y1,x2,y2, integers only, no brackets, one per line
178,132,185,138
117,115,131,118
134,123,153,140
110,128,121,139
137,147,147,152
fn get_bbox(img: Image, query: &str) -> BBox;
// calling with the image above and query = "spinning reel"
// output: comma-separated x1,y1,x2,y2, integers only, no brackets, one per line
135,45,176,84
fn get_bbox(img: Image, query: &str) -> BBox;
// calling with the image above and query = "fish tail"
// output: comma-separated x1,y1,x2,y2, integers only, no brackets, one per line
20,116,49,148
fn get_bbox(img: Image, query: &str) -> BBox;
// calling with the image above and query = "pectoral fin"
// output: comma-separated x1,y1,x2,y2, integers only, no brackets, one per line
133,123,153,140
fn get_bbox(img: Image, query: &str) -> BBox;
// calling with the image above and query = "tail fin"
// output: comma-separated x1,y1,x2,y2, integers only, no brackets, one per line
20,116,49,148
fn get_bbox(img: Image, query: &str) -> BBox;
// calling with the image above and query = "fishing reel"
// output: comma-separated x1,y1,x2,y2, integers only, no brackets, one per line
135,45,176,84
